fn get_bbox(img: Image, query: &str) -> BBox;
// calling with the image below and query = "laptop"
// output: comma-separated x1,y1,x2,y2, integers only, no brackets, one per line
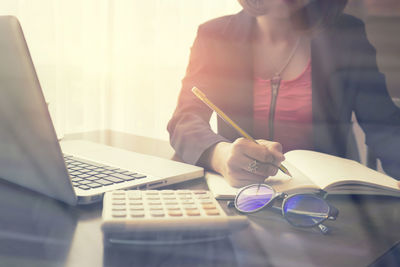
0,16,203,205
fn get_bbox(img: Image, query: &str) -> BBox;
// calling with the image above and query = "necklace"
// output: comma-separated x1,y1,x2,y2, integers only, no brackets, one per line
268,37,302,140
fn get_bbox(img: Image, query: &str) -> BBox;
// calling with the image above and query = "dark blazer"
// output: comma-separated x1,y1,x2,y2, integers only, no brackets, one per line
167,11,400,179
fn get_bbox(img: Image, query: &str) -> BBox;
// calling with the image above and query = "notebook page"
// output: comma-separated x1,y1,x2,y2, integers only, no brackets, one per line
284,150,399,191
205,160,319,199
205,172,238,199
264,160,319,194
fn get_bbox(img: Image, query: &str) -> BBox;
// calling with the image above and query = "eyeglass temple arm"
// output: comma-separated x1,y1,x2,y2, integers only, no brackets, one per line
270,205,331,235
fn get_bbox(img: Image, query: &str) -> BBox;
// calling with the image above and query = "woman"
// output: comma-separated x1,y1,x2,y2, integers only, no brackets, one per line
167,0,400,187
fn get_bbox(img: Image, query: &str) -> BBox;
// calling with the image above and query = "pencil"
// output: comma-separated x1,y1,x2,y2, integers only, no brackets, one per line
192,86,292,177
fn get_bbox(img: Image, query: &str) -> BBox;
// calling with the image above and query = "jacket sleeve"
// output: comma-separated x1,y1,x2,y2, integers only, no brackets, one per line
167,26,229,165
352,21,400,179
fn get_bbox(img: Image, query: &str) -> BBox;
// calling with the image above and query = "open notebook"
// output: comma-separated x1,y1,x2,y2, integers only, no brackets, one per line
206,150,400,200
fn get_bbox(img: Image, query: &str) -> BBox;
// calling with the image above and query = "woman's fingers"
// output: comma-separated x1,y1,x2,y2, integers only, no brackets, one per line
227,152,279,177
218,138,286,187
257,139,285,162
233,138,284,166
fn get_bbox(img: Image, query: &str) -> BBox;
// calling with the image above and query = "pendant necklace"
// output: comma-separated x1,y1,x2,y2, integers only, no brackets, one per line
268,37,302,140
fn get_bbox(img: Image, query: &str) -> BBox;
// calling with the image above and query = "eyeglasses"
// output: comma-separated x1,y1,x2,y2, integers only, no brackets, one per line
233,184,339,234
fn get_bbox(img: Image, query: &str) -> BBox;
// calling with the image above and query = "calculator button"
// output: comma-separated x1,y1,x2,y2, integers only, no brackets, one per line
176,190,192,195
146,197,161,200
160,190,175,195
112,191,126,196
182,205,198,210
199,199,214,204
129,207,144,211
165,205,181,210
112,211,127,218
112,196,126,200
186,210,201,216
162,196,176,200
128,196,142,200
195,195,211,199
179,196,193,200
165,201,179,205
129,201,143,205
128,190,141,195
112,207,126,211
205,209,220,216
150,210,165,217
150,206,163,210
128,192,142,200
168,210,183,217
181,200,195,205
130,211,145,217
193,191,208,194
145,190,159,195
112,201,126,206
202,204,217,210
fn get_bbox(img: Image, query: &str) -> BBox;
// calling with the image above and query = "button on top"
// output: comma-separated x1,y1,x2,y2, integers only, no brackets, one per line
160,190,175,195
176,190,191,195
150,210,165,217
168,210,183,217
130,211,145,217
202,204,217,210
186,210,201,216
193,191,207,194
112,201,126,205
145,191,159,195
205,209,220,216
112,211,127,218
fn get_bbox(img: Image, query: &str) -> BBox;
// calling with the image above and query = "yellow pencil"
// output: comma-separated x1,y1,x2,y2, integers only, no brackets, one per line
192,86,292,177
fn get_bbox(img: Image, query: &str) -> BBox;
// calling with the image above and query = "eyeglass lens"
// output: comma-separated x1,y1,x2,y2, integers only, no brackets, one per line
283,195,330,227
236,184,274,212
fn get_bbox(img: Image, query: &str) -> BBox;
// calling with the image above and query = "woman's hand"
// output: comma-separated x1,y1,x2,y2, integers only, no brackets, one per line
209,138,285,187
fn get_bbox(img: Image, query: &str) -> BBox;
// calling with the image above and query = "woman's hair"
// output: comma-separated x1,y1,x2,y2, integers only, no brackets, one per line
238,0,349,30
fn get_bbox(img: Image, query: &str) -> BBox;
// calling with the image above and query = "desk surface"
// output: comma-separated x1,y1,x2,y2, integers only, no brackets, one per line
0,130,399,267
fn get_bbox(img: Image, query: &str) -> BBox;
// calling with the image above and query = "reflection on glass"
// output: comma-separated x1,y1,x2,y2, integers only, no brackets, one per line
0,180,77,266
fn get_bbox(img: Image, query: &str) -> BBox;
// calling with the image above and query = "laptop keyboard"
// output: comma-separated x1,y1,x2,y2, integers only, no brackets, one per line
64,155,147,190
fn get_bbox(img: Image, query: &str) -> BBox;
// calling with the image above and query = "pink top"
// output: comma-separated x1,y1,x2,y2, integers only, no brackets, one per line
253,60,314,153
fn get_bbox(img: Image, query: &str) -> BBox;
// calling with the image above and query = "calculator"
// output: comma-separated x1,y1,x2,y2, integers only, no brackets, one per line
101,190,249,245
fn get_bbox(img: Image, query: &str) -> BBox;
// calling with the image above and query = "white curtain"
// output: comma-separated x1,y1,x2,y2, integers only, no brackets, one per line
0,0,241,140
